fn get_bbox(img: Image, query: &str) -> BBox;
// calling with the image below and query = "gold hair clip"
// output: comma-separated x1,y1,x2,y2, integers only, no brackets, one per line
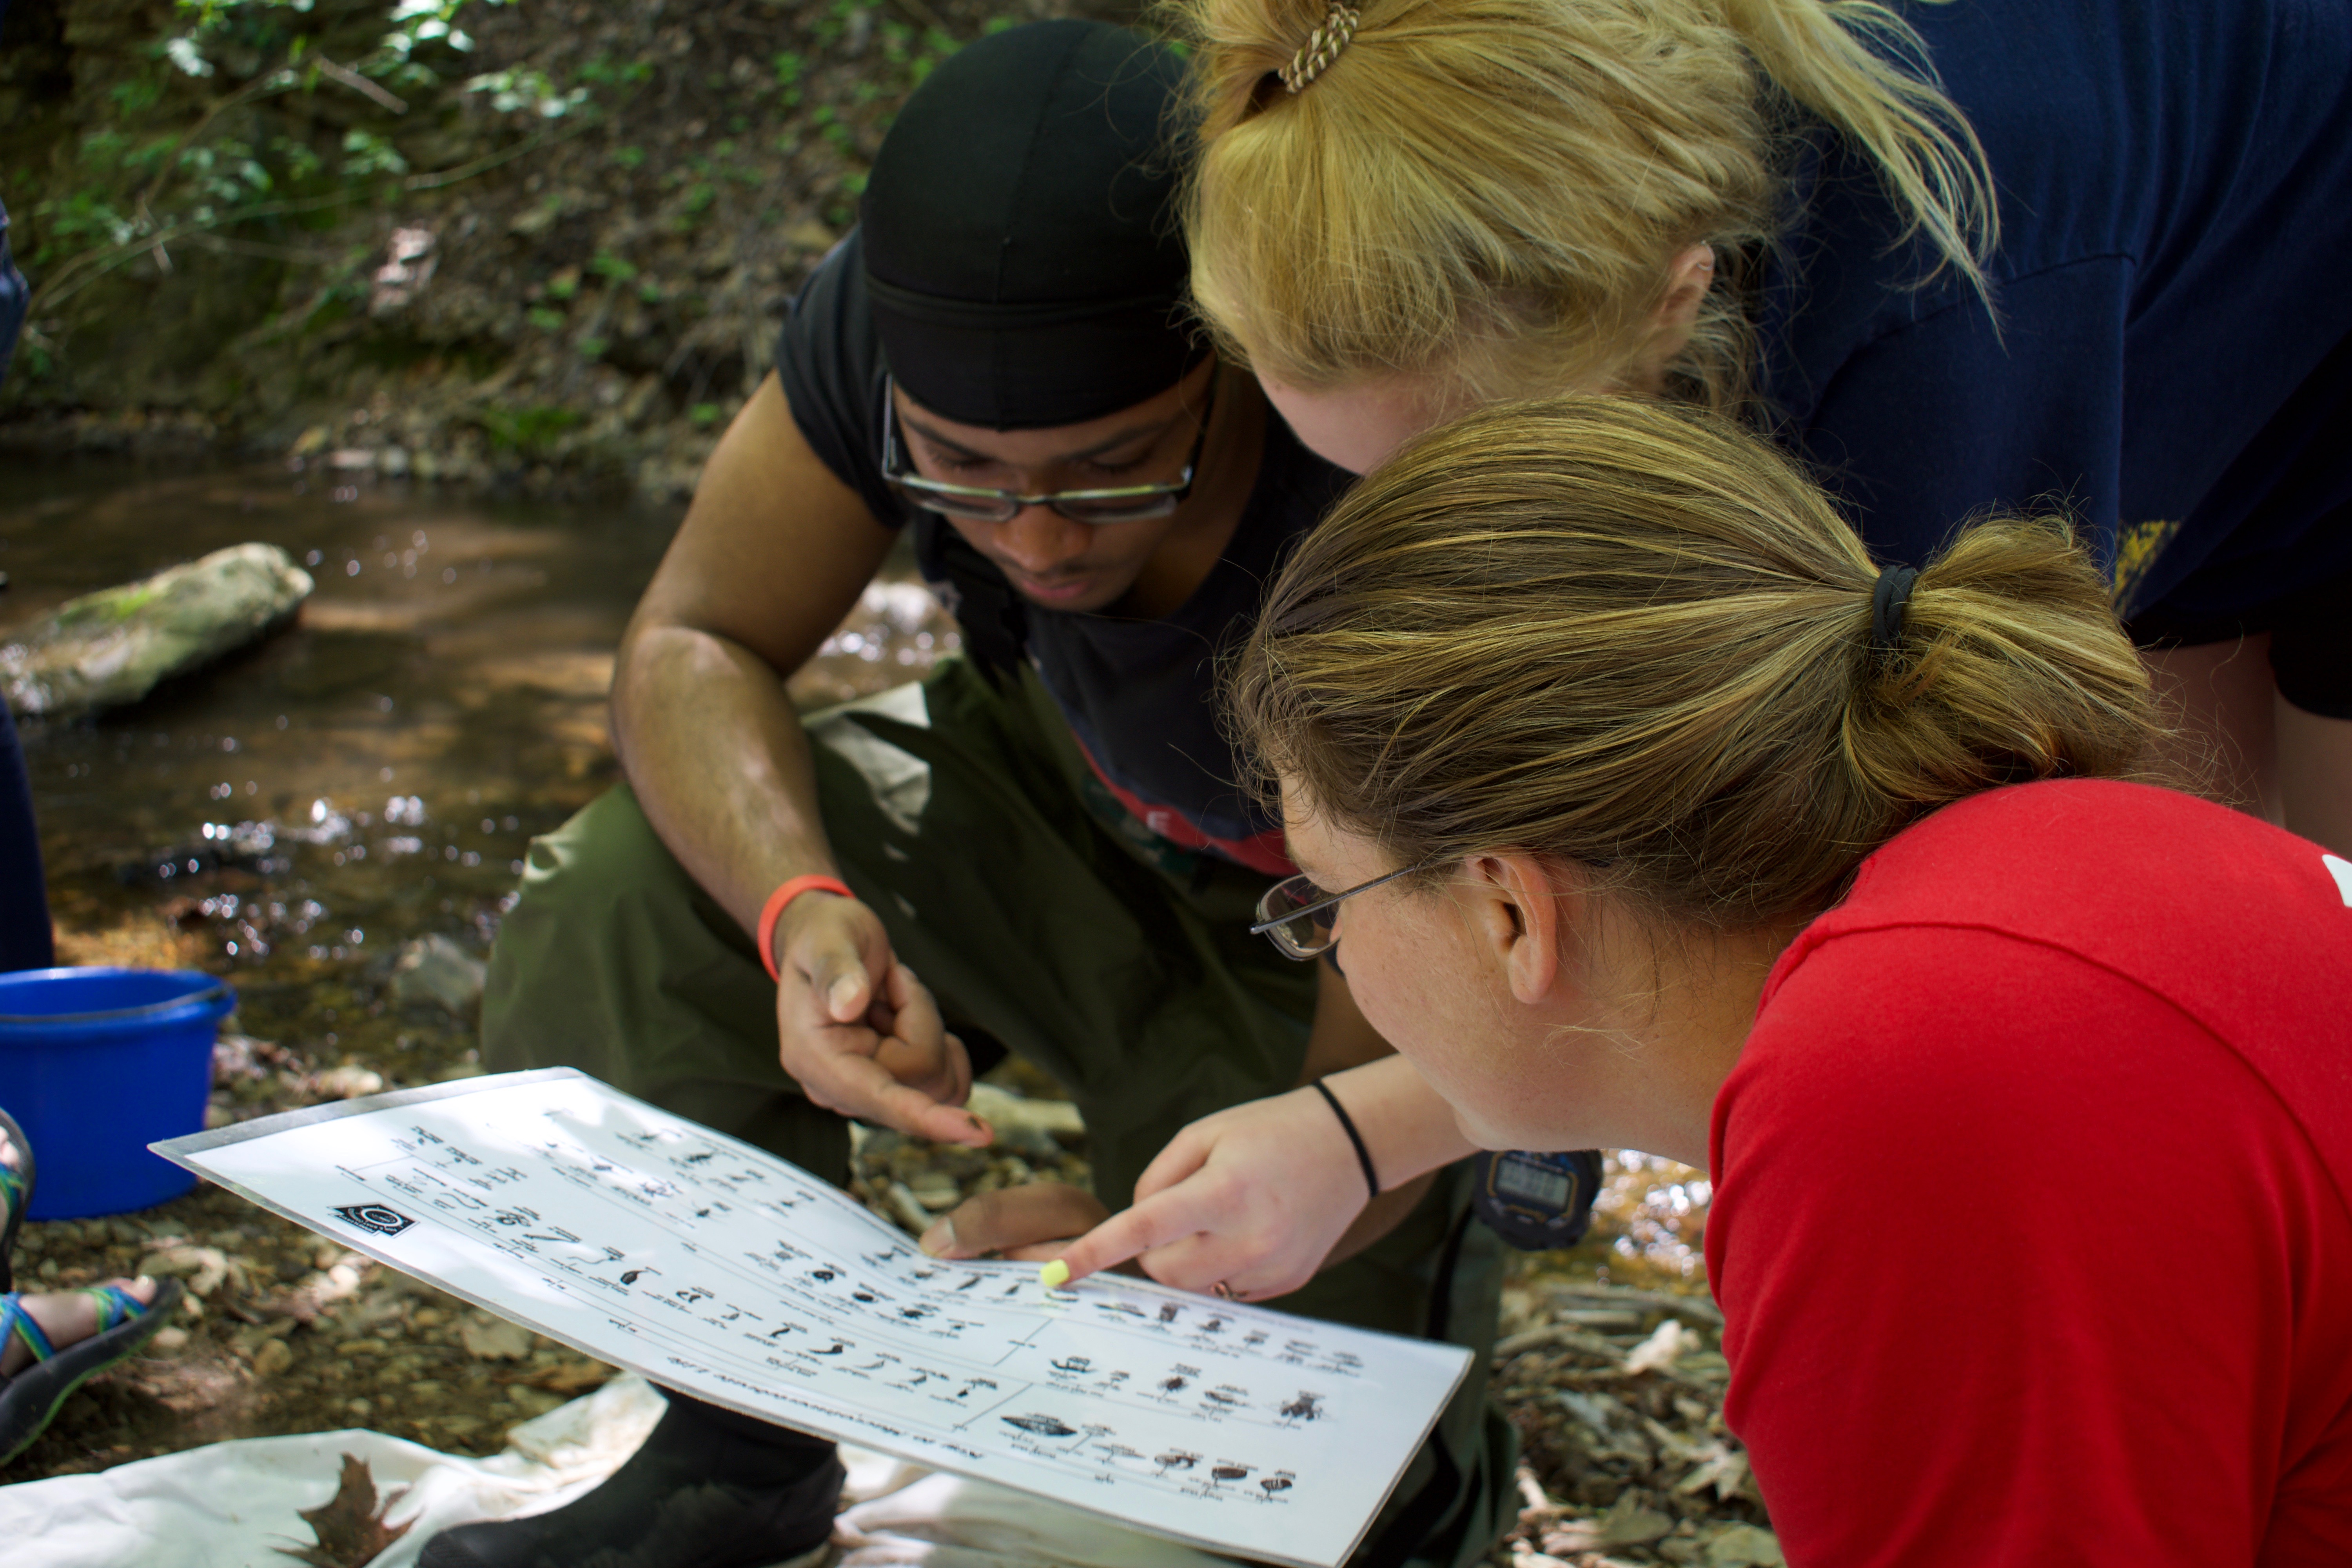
1281,1,1361,94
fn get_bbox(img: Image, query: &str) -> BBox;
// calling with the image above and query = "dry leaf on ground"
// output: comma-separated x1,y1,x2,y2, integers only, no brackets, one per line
275,1453,412,1568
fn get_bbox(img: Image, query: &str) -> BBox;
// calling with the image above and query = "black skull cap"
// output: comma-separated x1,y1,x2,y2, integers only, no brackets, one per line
860,20,1202,430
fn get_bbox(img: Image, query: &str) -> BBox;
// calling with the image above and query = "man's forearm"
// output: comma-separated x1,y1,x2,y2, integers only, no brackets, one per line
611,621,840,939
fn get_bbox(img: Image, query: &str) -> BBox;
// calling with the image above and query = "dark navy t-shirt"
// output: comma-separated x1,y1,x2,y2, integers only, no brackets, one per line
776,232,1351,875
1759,0,2352,621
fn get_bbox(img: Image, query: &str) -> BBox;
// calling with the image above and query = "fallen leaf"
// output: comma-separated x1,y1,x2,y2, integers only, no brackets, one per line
1673,1439,1754,1503
136,1244,235,1297
1542,1492,1675,1553
505,1357,615,1395
1702,1522,1786,1567
1624,1318,1700,1375
276,1454,412,1568
459,1314,533,1360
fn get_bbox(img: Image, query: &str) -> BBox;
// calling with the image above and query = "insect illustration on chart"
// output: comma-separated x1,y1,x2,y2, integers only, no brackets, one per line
1159,1374,1189,1393
892,1363,955,1390
1051,1356,1093,1375
1261,1472,1296,1494
1158,1302,1181,1324
618,1266,661,1286
808,1340,849,1356
1210,1464,1252,1483
1204,1390,1240,1408
1002,1414,1079,1438
675,1285,715,1305
767,1323,800,1339
1280,1392,1324,1422
954,1377,998,1400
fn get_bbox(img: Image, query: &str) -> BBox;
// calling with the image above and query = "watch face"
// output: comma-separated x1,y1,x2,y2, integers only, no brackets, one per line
1494,1154,1575,1210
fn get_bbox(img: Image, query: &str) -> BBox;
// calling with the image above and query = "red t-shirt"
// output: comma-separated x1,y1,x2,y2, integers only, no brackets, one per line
1707,779,2352,1566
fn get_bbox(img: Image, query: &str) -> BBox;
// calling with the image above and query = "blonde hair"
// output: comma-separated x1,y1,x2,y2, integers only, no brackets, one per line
1172,0,1999,412
1230,399,2159,926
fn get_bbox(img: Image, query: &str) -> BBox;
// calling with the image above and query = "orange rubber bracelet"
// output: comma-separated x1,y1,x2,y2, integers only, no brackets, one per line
757,875,853,982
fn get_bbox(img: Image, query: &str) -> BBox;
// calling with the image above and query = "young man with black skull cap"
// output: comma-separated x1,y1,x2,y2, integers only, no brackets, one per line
421,22,1521,1568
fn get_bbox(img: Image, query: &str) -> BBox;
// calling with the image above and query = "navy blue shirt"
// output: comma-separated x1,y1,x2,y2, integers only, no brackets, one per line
1758,0,2352,620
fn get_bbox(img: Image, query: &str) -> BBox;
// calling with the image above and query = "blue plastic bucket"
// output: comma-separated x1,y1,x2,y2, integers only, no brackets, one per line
0,967,234,1220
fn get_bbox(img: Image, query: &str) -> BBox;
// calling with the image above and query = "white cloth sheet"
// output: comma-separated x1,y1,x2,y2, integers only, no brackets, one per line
0,1374,1231,1568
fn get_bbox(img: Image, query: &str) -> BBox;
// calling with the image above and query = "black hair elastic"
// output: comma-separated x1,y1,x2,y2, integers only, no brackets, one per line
1313,1079,1381,1198
1870,563,1922,657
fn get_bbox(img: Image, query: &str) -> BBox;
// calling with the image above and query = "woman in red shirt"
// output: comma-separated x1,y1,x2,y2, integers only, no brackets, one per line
1057,397,2352,1564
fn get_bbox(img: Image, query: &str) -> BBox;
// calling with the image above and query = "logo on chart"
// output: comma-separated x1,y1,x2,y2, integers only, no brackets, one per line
332,1203,415,1237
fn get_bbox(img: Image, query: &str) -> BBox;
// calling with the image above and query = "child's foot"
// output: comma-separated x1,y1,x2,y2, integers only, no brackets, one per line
0,1111,164,1374
2,1276,165,1375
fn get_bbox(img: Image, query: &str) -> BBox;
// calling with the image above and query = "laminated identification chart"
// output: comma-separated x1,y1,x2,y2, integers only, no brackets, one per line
156,1068,1469,1568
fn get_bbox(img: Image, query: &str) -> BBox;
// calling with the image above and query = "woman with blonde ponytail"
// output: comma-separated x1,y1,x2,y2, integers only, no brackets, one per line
1175,0,2352,856
1056,399,2352,1564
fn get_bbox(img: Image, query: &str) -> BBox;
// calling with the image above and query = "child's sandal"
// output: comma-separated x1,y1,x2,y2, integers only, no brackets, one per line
0,1276,183,1467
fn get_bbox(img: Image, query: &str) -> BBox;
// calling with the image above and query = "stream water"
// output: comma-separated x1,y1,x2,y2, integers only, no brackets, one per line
1,456,952,1086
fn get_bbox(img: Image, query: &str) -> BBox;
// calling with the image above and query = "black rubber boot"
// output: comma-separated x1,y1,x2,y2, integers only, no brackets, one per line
420,1392,845,1568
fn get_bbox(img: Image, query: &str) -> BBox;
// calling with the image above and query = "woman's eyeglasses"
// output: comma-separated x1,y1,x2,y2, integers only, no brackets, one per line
1250,863,1425,960
878,370,1216,526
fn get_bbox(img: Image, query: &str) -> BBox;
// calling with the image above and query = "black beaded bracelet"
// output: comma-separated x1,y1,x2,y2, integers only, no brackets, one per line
1313,1078,1380,1198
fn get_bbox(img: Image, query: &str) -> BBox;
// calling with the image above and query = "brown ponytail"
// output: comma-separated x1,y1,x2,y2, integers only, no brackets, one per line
1230,398,2160,925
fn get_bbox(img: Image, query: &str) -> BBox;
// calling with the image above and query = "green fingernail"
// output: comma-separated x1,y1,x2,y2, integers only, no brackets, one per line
1039,1259,1070,1289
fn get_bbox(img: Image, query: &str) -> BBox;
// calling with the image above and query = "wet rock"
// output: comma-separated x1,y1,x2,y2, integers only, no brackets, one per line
0,543,314,717
250,1338,294,1377
390,933,488,1016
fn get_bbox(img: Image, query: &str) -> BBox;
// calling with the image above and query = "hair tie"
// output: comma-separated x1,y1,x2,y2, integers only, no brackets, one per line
1281,2,1361,94
1869,563,1921,658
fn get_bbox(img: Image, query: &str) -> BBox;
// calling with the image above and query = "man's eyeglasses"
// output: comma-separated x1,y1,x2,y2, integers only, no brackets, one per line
1250,863,1425,961
878,369,1216,526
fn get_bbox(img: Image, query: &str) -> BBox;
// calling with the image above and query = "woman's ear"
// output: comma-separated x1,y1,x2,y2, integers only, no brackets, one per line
1462,852,1574,1005
1622,244,1717,390
1656,244,1716,332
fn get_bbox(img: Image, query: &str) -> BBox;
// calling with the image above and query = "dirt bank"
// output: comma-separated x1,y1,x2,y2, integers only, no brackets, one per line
0,0,1127,498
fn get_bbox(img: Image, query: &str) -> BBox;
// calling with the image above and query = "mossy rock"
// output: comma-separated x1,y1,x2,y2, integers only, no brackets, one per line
0,542,314,717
